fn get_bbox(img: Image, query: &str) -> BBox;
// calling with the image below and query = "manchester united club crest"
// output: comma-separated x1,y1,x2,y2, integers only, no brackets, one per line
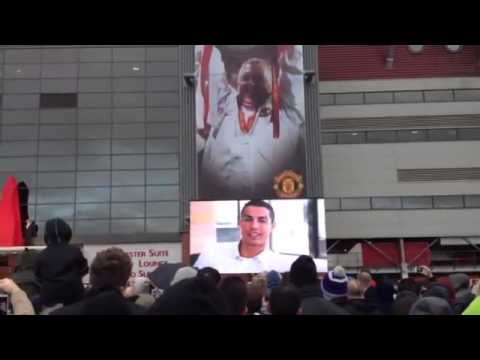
273,170,304,198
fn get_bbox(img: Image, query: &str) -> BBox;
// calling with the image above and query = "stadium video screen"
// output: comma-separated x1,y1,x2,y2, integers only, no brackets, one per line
189,199,327,274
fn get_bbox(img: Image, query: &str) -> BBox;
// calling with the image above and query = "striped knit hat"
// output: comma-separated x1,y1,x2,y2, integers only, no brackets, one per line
321,266,348,301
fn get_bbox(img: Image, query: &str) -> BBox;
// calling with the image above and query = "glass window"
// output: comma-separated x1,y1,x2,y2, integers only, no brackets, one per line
398,130,427,142
372,197,402,209
146,218,179,233
457,128,480,141
147,186,179,201
433,196,464,209
366,131,396,143
341,198,371,210
428,129,457,141
111,219,145,234
76,204,110,219
337,132,365,144
321,133,336,145
147,202,179,218
325,198,340,210
402,196,433,209
111,186,145,202
464,195,480,208
40,93,78,108
75,220,110,235
111,203,145,219
146,170,179,185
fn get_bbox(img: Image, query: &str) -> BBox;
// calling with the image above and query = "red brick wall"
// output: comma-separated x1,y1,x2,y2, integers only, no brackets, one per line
318,45,480,81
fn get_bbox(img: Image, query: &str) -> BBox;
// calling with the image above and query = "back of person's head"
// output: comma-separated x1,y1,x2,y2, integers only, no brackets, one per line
423,282,455,304
392,291,419,315
409,296,454,315
289,255,318,288
219,276,248,315
398,278,421,295
347,279,364,299
147,277,228,315
247,282,264,314
197,267,221,287
321,266,348,301
448,273,471,295
90,247,132,290
266,270,282,296
170,266,198,286
269,287,301,315
357,271,372,290
44,218,72,245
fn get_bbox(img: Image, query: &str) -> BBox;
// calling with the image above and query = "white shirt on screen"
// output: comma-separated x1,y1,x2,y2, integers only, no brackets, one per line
193,241,327,274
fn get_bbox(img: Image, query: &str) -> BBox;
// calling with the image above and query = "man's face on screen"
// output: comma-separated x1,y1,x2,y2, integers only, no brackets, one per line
240,206,274,249
237,59,272,110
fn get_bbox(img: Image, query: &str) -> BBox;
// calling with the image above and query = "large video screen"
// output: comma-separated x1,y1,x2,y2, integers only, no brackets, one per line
190,199,327,274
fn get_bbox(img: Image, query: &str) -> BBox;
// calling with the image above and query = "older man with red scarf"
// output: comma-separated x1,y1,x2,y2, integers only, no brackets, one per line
195,45,306,199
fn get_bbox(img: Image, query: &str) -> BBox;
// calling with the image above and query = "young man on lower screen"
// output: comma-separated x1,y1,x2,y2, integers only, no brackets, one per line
194,200,302,273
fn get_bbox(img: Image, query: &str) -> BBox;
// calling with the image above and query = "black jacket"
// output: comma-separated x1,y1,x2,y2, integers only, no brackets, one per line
295,284,350,315
453,292,476,315
51,288,146,315
333,297,381,315
35,243,89,306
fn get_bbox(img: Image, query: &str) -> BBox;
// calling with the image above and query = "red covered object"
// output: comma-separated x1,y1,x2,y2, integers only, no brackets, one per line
0,176,25,247
362,241,431,269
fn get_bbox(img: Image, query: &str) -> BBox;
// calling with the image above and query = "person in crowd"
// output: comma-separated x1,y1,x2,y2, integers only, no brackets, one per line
340,279,380,315
246,273,268,315
321,266,348,302
266,270,282,297
409,296,454,315
34,218,89,310
268,287,302,315
219,276,249,315
147,276,229,315
11,249,41,302
392,291,419,315
123,277,156,309
170,266,198,286
289,255,348,315
449,273,476,314
397,278,422,296
462,294,480,315
0,278,35,315
375,276,396,315
422,282,454,305
51,247,145,315
357,269,376,300
197,267,222,287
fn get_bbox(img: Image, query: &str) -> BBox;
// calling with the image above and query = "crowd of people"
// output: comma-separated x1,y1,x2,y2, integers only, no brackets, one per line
1,217,480,316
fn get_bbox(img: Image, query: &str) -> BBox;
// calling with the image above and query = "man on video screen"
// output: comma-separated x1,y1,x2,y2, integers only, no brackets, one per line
194,200,299,273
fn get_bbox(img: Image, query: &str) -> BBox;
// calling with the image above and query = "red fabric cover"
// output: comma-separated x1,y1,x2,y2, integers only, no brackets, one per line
0,176,24,247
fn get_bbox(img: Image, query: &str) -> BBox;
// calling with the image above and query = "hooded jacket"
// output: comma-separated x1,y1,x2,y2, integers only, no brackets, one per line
34,219,89,307
295,283,350,315
449,274,476,314
409,296,454,315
